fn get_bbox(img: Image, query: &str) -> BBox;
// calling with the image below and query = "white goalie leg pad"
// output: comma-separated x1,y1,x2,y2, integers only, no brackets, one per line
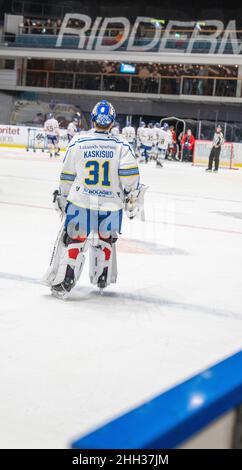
89,236,118,287
49,242,86,287
42,222,65,286
42,224,88,288
111,242,117,283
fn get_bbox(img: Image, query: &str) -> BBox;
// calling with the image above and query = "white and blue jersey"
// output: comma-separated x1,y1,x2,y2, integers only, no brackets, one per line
158,128,172,151
67,121,78,142
122,125,136,147
110,126,120,138
60,129,140,212
137,127,151,147
44,118,60,143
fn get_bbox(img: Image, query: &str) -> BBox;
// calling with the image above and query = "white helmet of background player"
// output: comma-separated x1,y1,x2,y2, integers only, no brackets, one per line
155,122,161,128
140,121,146,127
47,112,53,119
162,122,169,130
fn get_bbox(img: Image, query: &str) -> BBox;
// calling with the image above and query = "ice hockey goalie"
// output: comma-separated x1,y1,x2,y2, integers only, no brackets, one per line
43,100,146,299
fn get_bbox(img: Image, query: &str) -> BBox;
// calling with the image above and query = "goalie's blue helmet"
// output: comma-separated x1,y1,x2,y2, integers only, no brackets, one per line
91,100,116,128
163,122,169,130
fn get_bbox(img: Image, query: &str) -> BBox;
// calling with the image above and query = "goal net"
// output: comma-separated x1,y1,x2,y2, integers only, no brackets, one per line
193,140,234,169
26,128,48,152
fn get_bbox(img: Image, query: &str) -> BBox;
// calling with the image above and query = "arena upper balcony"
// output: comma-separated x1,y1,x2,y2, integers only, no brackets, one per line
2,12,242,66
1,6,242,117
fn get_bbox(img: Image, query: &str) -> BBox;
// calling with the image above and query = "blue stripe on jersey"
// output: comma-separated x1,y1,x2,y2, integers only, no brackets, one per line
60,172,76,181
118,167,139,176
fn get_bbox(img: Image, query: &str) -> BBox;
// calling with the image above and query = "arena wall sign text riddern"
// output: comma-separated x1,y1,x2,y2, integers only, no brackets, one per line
56,15,242,54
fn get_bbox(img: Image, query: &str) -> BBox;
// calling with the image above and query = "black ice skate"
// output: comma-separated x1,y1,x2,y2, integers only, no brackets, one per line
51,265,75,300
97,267,108,294
156,161,163,168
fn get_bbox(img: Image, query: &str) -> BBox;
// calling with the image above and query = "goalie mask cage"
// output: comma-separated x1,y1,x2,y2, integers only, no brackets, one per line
193,140,234,169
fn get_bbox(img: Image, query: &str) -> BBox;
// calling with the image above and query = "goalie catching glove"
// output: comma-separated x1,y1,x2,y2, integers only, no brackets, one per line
124,184,148,220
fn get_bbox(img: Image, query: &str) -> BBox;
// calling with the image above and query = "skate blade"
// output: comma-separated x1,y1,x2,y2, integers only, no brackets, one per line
51,288,69,300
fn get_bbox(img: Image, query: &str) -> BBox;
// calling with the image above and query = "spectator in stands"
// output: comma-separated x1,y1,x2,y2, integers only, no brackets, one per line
24,18,32,34
183,66,193,94
103,62,115,74
23,54,238,98
74,20,81,29
138,65,150,79
196,66,206,95
55,19,62,35
32,20,42,34
115,30,124,43
181,129,195,161
45,19,53,35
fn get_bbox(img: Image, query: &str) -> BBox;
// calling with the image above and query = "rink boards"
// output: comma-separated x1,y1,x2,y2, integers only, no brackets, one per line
1,125,242,168
0,124,68,151
72,351,242,449
193,140,242,168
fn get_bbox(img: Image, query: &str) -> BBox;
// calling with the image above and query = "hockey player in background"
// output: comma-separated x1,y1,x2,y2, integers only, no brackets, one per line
151,122,161,160
67,117,79,143
122,121,136,148
110,122,120,138
137,122,153,163
43,100,146,299
44,113,60,158
157,123,172,167
136,121,145,158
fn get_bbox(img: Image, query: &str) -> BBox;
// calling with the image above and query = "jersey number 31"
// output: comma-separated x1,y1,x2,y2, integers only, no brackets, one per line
85,161,110,186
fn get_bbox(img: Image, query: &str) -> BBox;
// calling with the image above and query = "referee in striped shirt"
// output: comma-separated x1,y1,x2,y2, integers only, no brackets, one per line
206,125,224,172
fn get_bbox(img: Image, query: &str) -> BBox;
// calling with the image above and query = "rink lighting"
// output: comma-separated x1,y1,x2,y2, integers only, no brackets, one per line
151,19,165,25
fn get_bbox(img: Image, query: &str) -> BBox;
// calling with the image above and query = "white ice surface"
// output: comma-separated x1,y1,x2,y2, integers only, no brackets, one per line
0,149,242,448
